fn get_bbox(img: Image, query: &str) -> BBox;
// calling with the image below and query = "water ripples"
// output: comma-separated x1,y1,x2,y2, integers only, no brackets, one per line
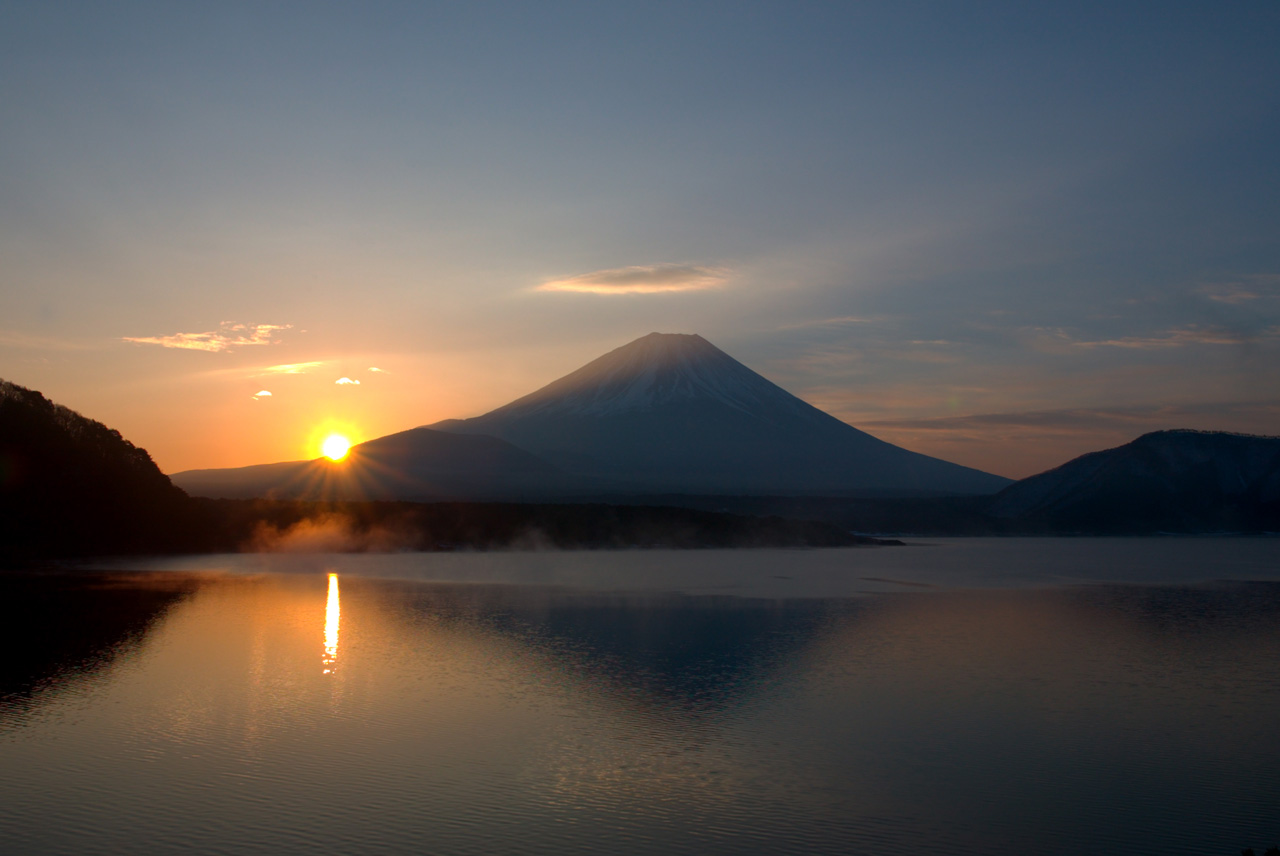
2,560,1280,854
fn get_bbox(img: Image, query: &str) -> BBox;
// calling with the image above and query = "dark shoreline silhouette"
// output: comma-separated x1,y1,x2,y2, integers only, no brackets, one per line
1,378,896,561
4,376,1277,563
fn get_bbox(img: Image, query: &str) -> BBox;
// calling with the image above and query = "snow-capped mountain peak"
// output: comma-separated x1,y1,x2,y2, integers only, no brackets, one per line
430,332,1011,495
491,332,802,419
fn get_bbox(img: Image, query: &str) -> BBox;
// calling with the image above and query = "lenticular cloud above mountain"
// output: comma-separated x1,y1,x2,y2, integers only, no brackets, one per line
429,332,1009,496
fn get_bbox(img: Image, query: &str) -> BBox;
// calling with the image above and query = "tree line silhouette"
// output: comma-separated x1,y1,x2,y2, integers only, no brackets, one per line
0,380,198,560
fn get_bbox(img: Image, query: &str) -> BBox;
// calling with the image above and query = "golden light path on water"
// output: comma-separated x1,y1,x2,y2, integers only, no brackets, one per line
323,573,339,674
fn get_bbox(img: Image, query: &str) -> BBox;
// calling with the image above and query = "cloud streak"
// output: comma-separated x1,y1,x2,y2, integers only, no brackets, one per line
1198,274,1280,305
1072,325,1277,350
0,331,98,351
124,323,291,352
777,315,887,330
864,402,1280,436
537,264,729,295
258,361,326,375
858,402,1280,477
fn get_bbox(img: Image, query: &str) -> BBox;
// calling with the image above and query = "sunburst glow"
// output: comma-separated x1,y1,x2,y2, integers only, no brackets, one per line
321,434,351,461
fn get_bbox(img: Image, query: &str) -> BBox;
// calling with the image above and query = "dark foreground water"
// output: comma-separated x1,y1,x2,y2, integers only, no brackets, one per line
2,539,1279,855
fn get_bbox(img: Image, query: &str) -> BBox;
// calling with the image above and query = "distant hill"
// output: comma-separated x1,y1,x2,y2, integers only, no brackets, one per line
636,430,1280,535
173,426,596,500
0,380,194,558
987,430,1280,533
430,332,1010,496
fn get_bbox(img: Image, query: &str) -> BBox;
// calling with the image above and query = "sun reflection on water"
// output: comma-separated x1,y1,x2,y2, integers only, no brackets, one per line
323,573,339,674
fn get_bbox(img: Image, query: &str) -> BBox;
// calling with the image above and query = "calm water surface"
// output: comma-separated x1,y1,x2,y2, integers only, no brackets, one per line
2,539,1279,855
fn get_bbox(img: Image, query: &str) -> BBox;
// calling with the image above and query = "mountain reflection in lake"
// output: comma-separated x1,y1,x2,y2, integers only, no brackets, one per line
2,544,1279,855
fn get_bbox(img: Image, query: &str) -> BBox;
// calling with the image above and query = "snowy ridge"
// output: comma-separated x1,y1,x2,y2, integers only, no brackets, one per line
485,333,813,420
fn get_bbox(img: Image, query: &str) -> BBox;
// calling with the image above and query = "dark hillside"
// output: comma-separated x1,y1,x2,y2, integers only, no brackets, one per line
0,380,196,559
987,430,1280,533
628,430,1280,534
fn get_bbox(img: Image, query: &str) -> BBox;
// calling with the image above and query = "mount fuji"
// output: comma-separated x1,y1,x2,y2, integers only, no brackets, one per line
172,333,1010,500
428,332,1009,496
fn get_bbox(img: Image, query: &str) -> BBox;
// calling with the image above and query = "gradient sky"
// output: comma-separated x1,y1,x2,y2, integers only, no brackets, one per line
3,1,1278,478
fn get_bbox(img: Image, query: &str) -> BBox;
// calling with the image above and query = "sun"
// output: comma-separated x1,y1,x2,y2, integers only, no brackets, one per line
307,421,361,461
321,434,351,461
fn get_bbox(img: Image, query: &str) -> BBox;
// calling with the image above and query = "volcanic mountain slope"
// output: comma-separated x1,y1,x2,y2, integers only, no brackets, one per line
172,426,585,500
430,332,1009,495
987,430,1280,532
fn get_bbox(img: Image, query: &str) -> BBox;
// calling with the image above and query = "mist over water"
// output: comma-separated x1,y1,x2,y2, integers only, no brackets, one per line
84,536,1280,595
244,512,421,553
3,540,1280,855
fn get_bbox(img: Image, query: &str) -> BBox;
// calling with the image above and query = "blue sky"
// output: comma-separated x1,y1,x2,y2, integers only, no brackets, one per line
2,1,1278,476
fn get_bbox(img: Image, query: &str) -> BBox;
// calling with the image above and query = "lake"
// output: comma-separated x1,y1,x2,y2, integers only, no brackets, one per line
2,539,1279,855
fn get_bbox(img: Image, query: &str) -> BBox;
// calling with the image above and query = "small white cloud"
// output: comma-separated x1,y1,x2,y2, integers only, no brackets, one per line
368,367,386,373
335,377,361,385
253,390,272,397
124,322,291,352
537,264,729,295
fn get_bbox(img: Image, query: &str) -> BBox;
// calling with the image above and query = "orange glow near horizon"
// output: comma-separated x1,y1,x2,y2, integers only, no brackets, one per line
321,434,351,461
323,573,340,674
116,347,585,475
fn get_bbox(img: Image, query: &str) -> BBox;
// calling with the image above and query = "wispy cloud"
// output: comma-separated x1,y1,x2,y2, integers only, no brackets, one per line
863,402,1280,436
858,402,1280,478
1202,286,1261,305
1198,274,1280,305
124,322,291,352
537,264,729,295
777,315,887,330
1072,325,1277,350
258,361,325,375
368,367,387,373
335,377,360,385
0,330,98,351
252,390,272,400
